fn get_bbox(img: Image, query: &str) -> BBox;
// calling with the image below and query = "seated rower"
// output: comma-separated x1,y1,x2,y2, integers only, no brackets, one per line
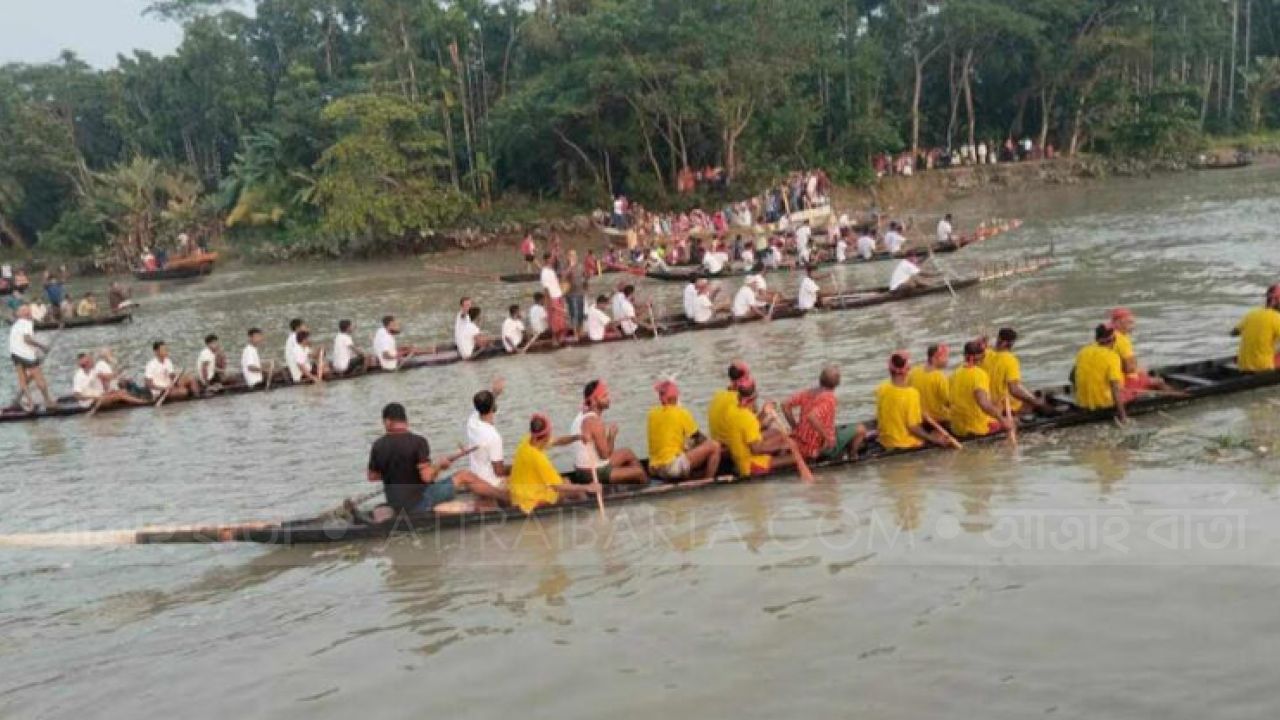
72,351,147,410
76,292,99,318
284,318,307,381
691,279,724,324
1108,308,1174,398
949,341,1014,438
288,330,324,384
331,319,367,376
984,327,1054,416
584,295,616,342
613,285,642,337
682,280,699,320
907,343,952,423
856,229,877,260
145,341,201,401
570,380,648,485
796,265,823,312
647,379,722,481
528,292,550,340
501,305,526,353
874,351,953,450
107,281,132,312
883,222,907,254
373,315,408,370
196,334,227,391
731,276,769,320
467,383,510,508
702,247,731,275
368,403,507,516
1232,285,1280,373
241,327,267,389
509,413,602,514
888,251,938,292
455,306,494,359
723,380,802,476
709,360,752,448
782,365,866,462
1073,324,1129,422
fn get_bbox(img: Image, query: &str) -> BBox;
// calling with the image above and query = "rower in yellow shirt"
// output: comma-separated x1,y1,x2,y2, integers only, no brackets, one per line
1232,285,1280,373
722,381,799,476
907,343,952,422
1107,308,1177,399
949,341,1013,437
508,413,601,513
1073,324,1129,421
708,360,751,444
647,379,722,481
985,327,1053,417
875,351,950,451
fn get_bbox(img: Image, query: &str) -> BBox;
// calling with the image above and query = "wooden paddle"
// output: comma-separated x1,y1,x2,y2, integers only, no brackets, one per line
154,366,184,407
315,348,326,382
87,364,128,418
766,404,814,482
589,464,607,519
648,302,660,339
1004,397,1019,448
923,413,964,450
263,360,277,392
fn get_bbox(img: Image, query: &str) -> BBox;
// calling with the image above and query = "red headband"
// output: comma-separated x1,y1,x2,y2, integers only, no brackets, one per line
1110,307,1133,322
587,380,610,405
654,380,679,403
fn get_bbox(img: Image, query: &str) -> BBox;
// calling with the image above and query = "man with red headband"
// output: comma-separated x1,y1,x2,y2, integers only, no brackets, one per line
985,327,1053,418
875,351,950,450
782,364,866,461
570,380,647,485
723,380,800,475
1232,285,1280,372
647,379,722,481
908,343,952,423
709,360,752,447
1108,308,1175,398
1073,324,1128,421
950,341,1013,437
509,413,601,513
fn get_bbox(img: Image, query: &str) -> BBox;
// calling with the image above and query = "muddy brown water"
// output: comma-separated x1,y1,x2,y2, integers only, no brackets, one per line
3,166,1280,719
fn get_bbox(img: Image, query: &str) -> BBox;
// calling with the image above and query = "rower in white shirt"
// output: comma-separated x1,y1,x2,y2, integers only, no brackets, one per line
740,246,755,267
331,319,364,375
455,307,492,359
528,292,550,337
794,223,813,264
196,334,227,389
856,231,877,260
732,277,769,320
466,384,510,503
613,285,640,337
883,223,907,254
936,213,954,245
797,266,823,311
691,279,721,324
454,296,472,339
288,330,324,383
145,341,200,401
501,305,526,353
284,318,307,382
889,252,936,292
373,315,405,370
835,234,849,263
702,250,730,275
539,256,563,302
241,327,267,388
683,280,699,320
584,295,615,342
72,350,146,410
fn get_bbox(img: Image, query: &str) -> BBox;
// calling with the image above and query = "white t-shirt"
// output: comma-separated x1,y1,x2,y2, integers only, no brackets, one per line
73,366,103,407
540,266,563,300
610,291,627,320
795,226,812,260
466,411,505,488
585,306,611,341
798,276,821,310
703,251,729,275
241,345,264,386
288,344,311,382
884,231,906,254
145,357,174,390
835,238,848,262
692,294,715,323
741,247,755,266
745,273,767,291
889,260,921,291
937,220,953,245
284,333,300,379
732,285,762,318
8,318,36,361
455,318,482,359
762,247,781,269
332,333,355,373
93,360,116,390
501,317,525,353
528,304,548,335
683,283,699,320
615,296,638,336
613,197,625,215
197,347,218,383
857,234,877,260
373,327,398,370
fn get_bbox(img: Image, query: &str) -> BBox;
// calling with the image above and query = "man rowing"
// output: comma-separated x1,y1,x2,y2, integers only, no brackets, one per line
883,222,907,255
949,341,1014,437
501,305,526,353
797,265,823,311
856,228,877,260
1107,308,1174,398
690,279,723,323
709,360,752,448
722,380,803,476
984,328,1054,417
374,315,406,370
782,365,865,462
732,276,770,320
467,382,510,504
72,351,147,410
683,279,700,320
241,328,267,389
888,252,933,292
1232,285,1280,372
509,413,602,514
284,318,307,381
583,295,615,342
75,292,99,318
875,352,952,450
288,330,324,384
332,319,367,376
367,403,507,515
145,341,201,401
107,281,132,312
8,304,55,410
1073,324,1129,422
907,343,952,423
455,306,494,360
647,379,722,481
569,380,647,485
936,213,954,245
197,334,227,391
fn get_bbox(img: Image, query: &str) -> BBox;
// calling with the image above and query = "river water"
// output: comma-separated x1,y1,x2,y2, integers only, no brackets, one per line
3,166,1280,719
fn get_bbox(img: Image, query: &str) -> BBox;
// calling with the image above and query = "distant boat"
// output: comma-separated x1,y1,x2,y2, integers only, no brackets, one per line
134,252,218,281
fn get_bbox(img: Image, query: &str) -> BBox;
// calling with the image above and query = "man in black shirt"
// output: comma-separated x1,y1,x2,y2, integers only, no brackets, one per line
367,403,507,513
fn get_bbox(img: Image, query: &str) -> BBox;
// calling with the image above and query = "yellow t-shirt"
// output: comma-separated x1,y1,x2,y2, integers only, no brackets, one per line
1113,330,1136,370
508,436,563,513
648,404,699,466
908,366,951,422
986,349,1023,413
723,404,770,475
875,381,924,450
707,389,738,444
1235,307,1280,372
950,365,995,437
1074,344,1124,410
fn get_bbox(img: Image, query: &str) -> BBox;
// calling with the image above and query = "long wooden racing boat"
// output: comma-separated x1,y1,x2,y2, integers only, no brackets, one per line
0,256,1049,425
36,354,1271,547
27,311,133,331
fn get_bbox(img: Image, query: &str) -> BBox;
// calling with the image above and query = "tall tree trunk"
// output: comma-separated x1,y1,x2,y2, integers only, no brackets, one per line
449,41,478,197
1243,0,1252,96
323,13,336,78
1228,0,1238,122
435,48,461,191
946,49,959,150
962,49,977,151
1038,86,1055,150
911,53,925,155
1201,56,1214,128
397,10,419,104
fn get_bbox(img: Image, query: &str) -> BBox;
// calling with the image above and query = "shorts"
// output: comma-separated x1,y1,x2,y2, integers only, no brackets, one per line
410,478,458,512
651,454,691,480
571,464,612,485
11,354,39,370
817,424,863,461
749,458,773,476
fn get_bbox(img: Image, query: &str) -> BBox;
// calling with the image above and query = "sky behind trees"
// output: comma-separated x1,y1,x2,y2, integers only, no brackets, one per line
3,0,183,67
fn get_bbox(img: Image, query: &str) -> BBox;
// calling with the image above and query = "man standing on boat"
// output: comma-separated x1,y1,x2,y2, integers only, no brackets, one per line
1232,285,1280,372
647,379,722,481
8,304,55,410
570,380,648,485
538,252,570,344
368,403,506,515
1073,325,1129,421
782,365,866,462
